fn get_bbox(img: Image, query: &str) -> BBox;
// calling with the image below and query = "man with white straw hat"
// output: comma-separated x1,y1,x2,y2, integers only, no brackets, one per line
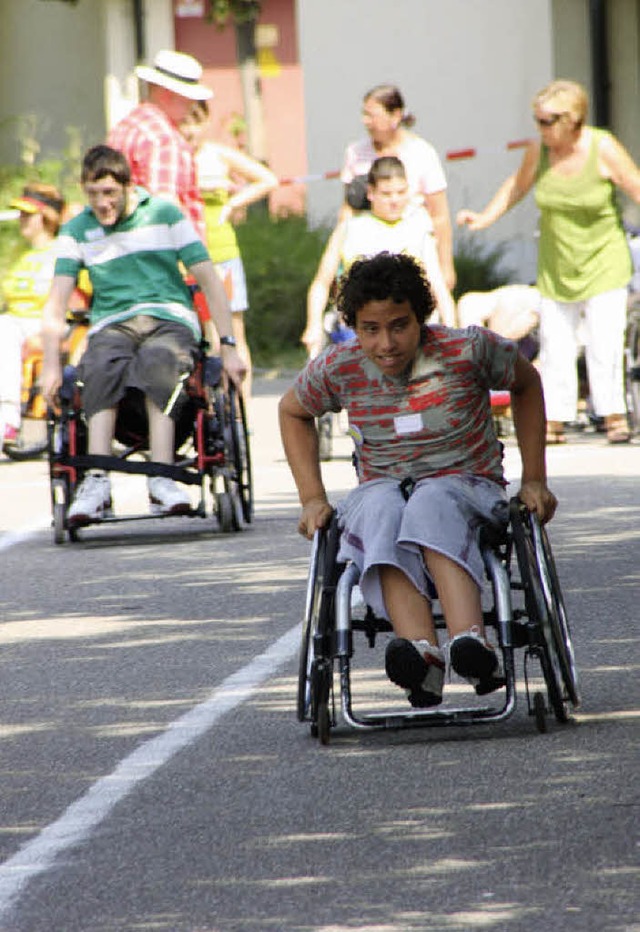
108,50,213,240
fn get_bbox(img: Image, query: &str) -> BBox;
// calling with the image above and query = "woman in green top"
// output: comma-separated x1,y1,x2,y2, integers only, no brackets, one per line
457,79,640,444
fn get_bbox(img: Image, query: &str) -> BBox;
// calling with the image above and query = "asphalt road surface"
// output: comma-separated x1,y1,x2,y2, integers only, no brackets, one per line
0,378,638,932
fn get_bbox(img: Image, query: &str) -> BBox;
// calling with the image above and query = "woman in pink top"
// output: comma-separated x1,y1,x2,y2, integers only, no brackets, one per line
341,84,455,291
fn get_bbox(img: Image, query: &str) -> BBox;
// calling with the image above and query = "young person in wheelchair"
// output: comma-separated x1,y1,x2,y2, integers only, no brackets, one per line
41,145,245,528
279,252,557,708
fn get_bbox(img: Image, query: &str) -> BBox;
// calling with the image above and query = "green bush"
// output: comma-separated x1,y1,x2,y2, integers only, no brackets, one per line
453,235,515,300
236,209,330,369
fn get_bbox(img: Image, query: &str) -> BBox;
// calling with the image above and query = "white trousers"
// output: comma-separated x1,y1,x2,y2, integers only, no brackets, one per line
539,288,627,422
0,316,41,429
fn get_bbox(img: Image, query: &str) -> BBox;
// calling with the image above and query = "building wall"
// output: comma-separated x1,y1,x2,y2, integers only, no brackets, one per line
0,0,106,165
550,0,640,223
174,0,307,214
297,0,555,283
607,0,640,157
104,0,175,129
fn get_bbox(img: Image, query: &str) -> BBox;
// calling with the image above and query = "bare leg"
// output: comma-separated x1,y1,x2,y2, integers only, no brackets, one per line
232,311,252,404
422,548,484,639
146,399,175,464
87,408,117,455
379,565,438,645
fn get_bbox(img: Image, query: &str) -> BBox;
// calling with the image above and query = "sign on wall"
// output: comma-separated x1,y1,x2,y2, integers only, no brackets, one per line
175,0,205,17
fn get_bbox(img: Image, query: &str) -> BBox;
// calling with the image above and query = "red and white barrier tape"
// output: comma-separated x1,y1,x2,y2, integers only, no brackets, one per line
277,139,532,186
278,170,341,186
445,138,532,161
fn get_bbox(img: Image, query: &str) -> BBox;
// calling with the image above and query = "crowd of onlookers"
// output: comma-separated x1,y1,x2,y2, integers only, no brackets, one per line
2,49,640,473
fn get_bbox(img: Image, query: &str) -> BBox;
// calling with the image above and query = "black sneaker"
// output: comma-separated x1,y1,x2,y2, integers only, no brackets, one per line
449,629,506,695
385,638,445,707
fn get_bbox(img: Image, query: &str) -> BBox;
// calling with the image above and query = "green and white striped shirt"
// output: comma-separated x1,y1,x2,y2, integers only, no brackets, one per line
55,188,209,339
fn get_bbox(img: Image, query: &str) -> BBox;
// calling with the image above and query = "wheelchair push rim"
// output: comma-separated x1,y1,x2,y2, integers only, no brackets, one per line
297,515,341,736
216,383,253,527
510,500,580,721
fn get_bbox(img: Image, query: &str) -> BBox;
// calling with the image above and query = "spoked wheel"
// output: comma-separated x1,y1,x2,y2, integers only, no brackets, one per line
297,515,341,740
220,384,253,525
510,499,580,725
317,412,333,462
4,418,49,462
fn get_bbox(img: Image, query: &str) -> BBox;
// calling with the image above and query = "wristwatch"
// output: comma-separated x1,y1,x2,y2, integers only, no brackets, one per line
220,335,237,347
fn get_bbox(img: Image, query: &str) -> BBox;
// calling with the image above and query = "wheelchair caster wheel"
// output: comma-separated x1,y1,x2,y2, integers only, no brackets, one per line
316,701,331,745
53,503,65,545
216,491,238,533
52,479,68,545
533,691,547,733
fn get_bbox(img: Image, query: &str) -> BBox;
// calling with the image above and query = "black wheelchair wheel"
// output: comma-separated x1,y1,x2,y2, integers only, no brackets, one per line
510,500,580,724
232,388,253,523
222,385,253,525
533,691,547,734
297,514,341,730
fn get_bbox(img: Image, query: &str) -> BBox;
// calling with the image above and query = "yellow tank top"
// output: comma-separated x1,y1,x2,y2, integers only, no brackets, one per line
196,142,240,264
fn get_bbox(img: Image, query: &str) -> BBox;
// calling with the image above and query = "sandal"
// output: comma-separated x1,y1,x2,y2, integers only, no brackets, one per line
605,415,631,444
545,421,566,445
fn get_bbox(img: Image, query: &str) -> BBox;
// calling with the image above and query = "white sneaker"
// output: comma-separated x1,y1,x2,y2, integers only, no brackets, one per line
147,476,191,516
68,472,112,527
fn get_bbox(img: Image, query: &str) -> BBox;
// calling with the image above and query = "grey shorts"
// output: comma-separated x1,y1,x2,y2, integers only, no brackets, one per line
77,315,199,419
336,475,508,622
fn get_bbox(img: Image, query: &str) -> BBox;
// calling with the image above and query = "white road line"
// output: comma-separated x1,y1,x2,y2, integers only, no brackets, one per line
0,625,300,919
0,523,49,552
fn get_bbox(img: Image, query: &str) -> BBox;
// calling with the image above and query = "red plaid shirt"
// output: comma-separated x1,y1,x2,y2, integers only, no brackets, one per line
108,102,205,241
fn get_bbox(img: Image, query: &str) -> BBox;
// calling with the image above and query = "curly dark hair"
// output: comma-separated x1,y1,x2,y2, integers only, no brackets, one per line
81,145,131,185
336,252,436,328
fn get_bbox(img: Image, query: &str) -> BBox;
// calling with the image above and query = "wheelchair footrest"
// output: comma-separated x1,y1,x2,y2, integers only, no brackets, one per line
57,454,203,485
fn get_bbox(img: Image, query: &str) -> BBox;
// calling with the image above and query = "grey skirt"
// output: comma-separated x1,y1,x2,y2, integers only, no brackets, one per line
77,315,198,419
336,474,508,622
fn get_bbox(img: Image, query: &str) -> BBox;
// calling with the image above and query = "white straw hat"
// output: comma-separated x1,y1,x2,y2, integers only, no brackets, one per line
135,49,213,101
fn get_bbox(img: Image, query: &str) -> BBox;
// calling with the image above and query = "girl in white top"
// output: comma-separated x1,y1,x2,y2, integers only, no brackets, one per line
304,157,456,358
340,84,455,291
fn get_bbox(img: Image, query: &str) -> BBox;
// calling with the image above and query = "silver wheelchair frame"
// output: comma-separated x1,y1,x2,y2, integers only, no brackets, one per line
298,497,580,744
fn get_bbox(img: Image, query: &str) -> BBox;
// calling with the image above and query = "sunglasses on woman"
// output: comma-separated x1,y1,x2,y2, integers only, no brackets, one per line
534,113,564,127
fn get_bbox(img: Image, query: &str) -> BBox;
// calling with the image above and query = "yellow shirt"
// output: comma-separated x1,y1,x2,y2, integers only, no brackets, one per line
2,242,57,319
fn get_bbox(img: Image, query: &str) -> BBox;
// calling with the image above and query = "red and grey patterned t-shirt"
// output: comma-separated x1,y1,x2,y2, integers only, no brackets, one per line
294,325,518,485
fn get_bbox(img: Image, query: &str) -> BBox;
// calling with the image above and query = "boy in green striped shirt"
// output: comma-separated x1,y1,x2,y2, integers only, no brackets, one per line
42,145,244,524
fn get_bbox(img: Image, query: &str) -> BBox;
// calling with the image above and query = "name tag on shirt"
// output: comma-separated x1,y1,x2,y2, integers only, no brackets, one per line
394,413,423,436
